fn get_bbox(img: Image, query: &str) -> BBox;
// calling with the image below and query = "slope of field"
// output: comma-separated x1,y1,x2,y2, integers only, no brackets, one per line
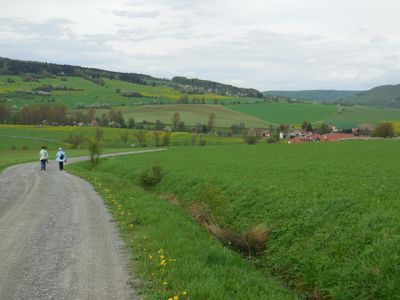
263,90,361,101
72,141,400,299
225,102,336,124
326,105,400,128
339,84,400,107
101,104,270,128
0,75,234,109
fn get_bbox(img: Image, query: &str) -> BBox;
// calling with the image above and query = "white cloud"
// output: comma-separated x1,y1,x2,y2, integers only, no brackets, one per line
0,0,400,90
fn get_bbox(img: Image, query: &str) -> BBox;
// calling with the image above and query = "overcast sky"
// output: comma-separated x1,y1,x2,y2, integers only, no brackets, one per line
1,0,400,90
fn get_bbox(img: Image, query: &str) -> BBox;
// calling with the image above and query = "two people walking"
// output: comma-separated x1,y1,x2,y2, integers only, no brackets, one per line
39,147,67,171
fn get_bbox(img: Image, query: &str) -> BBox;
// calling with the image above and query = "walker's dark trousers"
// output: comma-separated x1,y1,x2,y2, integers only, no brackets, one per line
41,159,47,171
59,162,64,170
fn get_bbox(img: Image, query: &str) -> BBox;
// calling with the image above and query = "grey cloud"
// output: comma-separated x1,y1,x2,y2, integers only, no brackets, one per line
112,10,159,18
0,18,73,39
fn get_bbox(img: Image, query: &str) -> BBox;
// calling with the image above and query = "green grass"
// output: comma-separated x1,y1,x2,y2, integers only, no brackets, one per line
69,157,297,300
70,141,400,299
225,102,400,128
326,105,400,128
225,102,337,125
98,104,270,128
0,125,242,171
0,75,236,109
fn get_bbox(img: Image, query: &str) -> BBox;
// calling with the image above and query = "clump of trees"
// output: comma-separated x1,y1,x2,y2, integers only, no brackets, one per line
373,122,395,138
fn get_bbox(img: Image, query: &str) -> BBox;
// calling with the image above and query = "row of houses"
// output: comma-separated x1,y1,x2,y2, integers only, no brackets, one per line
288,132,354,144
249,127,355,144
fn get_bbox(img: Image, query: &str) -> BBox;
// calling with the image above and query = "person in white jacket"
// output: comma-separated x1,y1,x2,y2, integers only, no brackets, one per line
39,146,49,171
55,148,67,171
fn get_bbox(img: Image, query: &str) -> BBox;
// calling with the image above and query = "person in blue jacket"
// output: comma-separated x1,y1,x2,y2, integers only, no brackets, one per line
56,148,67,170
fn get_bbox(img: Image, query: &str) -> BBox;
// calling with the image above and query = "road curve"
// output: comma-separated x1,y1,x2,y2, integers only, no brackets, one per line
0,149,165,299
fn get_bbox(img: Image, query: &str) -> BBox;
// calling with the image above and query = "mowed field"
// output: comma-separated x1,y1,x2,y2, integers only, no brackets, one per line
70,141,400,299
226,102,400,128
97,104,270,128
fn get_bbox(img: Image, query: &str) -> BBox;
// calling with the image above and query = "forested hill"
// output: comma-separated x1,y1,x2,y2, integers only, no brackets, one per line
338,84,400,108
263,90,361,101
0,57,262,98
172,76,262,98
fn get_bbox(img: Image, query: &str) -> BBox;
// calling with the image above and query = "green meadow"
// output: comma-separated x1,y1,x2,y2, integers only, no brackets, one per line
98,104,270,128
0,75,236,109
326,105,400,128
225,102,337,125
0,125,242,171
70,141,400,299
226,102,400,128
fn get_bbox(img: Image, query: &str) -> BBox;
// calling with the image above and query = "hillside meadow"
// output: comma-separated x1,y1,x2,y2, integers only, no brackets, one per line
226,102,400,128
95,104,270,128
225,102,337,125
0,75,240,109
0,125,242,171
70,141,400,299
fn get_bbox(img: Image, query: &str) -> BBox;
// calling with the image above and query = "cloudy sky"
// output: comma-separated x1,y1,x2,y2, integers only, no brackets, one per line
1,0,400,90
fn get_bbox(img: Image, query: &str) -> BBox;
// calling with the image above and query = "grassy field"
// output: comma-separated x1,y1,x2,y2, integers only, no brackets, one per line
0,125,242,171
326,105,400,128
0,75,238,109
225,102,400,128
70,141,400,299
97,104,270,128
225,102,337,125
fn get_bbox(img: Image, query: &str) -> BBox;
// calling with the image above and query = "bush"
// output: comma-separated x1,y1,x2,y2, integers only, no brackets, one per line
64,133,86,149
138,164,165,189
243,135,259,145
373,122,395,138
198,139,206,146
267,136,278,144
87,138,102,167
161,132,171,146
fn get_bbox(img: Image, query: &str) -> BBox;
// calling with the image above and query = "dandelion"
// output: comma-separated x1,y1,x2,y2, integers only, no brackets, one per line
163,281,168,285
182,291,187,296
173,296,179,300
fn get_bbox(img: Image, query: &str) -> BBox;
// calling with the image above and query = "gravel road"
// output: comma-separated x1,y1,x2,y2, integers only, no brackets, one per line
0,150,164,299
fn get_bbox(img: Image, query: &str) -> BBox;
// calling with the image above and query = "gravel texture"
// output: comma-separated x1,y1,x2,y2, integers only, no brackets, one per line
0,150,164,299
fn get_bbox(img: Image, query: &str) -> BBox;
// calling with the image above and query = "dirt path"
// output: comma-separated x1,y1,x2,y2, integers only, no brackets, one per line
0,149,165,299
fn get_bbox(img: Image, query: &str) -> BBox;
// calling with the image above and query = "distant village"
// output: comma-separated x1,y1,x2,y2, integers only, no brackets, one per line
249,123,378,144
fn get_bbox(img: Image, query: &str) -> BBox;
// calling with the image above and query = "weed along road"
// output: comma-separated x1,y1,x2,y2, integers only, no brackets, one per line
0,149,165,299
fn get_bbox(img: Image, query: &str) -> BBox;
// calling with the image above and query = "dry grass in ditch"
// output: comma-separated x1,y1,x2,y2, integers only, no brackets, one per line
160,193,180,206
187,203,269,257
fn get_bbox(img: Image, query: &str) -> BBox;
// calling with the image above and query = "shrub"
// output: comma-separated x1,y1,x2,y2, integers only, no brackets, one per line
243,135,259,145
373,122,395,138
266,136,278,144
65,133,86,149
138,164,165,189
87,138,102,167
198,139,207,146
161,132,171,146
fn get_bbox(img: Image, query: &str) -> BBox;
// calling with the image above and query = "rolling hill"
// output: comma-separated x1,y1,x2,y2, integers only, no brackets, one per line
264,85,400,108
263,90,361,101
338,84,400,107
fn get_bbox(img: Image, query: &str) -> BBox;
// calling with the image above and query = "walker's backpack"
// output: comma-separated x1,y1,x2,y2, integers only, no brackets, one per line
60,153,64,160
